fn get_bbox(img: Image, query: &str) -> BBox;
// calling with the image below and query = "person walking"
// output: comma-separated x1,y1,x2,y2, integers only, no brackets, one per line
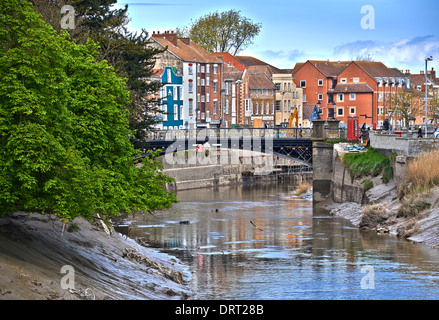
418,127,422,138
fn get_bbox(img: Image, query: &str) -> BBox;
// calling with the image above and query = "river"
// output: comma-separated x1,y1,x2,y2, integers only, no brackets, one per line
114,182,439,300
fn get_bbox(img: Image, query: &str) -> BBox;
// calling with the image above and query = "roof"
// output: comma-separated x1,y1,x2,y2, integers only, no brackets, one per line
248,73,276,89
302,105,316,120
212,52,247,71
151,36,220,63
292,60,350,77
234,56,289,75
291,62,304,75
353,61,397,79
332,83,374,93
389,68,407,77
310,60,350,77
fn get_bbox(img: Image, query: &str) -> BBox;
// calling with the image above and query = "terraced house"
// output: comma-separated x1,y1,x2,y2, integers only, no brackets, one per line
292,60,410,128
147,31,222,129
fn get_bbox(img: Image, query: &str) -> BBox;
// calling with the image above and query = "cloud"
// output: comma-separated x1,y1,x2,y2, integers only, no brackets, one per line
333,36,439,69
259,49,306,68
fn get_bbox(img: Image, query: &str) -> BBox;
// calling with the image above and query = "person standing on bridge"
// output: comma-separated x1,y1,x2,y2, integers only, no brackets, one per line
299,124,303,138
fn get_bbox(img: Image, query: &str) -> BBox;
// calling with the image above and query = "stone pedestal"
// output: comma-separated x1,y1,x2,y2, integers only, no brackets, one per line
326,119,341,139
311,119,326,141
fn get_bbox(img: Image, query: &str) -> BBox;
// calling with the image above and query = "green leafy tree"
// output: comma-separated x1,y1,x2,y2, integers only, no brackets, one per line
177,9,262,55
0,0,177,221
30,0,166,140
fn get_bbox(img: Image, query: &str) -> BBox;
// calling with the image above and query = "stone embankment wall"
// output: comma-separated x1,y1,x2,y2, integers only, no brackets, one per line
326,133,439,206
160,149,310,191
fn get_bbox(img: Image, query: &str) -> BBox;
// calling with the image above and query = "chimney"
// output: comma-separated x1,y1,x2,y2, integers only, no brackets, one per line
151,30,177,46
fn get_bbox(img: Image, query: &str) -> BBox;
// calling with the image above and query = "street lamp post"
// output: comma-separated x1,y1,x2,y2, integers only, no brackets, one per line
425,56,433,138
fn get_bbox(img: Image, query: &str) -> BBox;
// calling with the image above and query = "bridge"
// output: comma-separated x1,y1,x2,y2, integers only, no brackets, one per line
136,128,315,166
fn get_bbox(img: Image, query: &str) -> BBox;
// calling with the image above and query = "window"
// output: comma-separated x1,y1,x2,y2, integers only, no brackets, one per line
197,64,200,73
206,64,210,73
200,65,205,73
201,78,205,86
167,69,172,83
213,81,218,93
201,95,205,103
173,86,178,99
340,78,347,83
179,87,183,100
189,99,193,116
337,107,344,116
266,89,269,96
318,79,323,86
206,110,209,119
261,102,264,115
288,83,291,92
255,103,259,114
300,80,306,88
350,93,356,100
378,93,383,102
271,103,275,114
284,100,287,112
275,83,281,90
302,94,306,103
213,64,218,74
213,100,217,115
318,94,323,100
206,77,210,86
266,103,269,114
284,83,287,91
225,100,229,114
337,93,344,102
188,64,193,75
188,80,193,93
349,107,356,115
206,93,210,102
201,112,205,119
275,100,281,111
353,78,359,83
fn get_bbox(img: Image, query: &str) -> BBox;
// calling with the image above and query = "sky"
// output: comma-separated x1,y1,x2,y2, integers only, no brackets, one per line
115,0,439,73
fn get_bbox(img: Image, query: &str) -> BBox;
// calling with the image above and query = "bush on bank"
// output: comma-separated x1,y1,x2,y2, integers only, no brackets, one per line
0,0,177,222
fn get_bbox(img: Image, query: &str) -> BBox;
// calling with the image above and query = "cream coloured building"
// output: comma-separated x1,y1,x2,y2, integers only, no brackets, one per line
272,71,303,126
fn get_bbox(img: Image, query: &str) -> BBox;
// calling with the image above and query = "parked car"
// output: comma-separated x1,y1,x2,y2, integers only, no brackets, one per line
434,128,439,138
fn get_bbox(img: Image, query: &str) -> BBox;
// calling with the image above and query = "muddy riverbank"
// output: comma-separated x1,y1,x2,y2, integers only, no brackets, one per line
318,177,439,250
0,212,193,300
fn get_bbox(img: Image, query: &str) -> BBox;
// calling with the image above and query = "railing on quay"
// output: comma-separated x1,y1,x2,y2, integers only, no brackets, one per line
145,127,346,141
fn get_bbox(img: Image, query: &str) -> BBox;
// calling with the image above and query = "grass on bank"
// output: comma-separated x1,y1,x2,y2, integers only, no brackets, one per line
341,147,393,183
405,149,439,192
294,181,312,195
399,149,439,201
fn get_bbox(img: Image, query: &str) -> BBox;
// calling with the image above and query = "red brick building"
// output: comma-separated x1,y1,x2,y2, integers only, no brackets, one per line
292,60,410,128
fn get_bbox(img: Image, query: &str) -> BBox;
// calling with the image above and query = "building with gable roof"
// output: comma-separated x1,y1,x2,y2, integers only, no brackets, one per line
293,60,411,128
147,31,223,128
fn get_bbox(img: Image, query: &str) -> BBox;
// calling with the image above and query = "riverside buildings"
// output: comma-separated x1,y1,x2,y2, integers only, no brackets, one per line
147,31,222,129
148,31,426,130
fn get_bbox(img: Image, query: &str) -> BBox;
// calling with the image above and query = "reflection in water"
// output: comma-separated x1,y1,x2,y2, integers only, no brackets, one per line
114,182,439,300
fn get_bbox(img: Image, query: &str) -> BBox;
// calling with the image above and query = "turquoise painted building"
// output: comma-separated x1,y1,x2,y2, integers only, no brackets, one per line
161,66,184,129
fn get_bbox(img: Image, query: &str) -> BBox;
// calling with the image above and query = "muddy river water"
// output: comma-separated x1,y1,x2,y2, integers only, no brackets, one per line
114,182,439,299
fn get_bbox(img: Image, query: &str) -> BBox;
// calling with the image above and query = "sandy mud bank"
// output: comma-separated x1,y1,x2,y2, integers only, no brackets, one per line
0,212,193,300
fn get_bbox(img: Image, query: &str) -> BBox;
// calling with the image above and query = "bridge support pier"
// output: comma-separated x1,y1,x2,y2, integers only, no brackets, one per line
311,119,339,203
